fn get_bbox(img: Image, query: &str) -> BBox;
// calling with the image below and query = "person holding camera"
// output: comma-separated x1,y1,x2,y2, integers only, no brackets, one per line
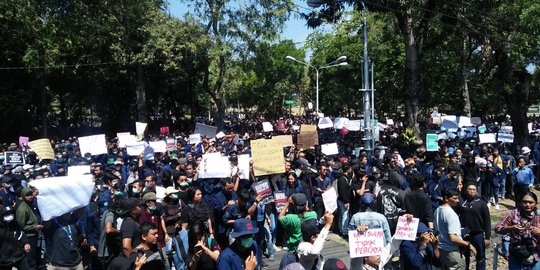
399,222,440,270
495,191,540,270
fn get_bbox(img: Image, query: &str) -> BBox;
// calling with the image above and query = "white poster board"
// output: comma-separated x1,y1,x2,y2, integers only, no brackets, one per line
30,175,94,221
126,142,146,156
262,122,274,132
321,143,339,156
194,123,218,138
479,133,497,144
322,187,338,213
78,134,108,156
117,133,137,148
394,217,420,241
348,228,385,258
344,120,361,131
136,122,147,141
189,134,202,145
198,154,231,178
333,118,349,129
149,141,167,153
68,165,91,176
237,154,251,180
318,117,333,129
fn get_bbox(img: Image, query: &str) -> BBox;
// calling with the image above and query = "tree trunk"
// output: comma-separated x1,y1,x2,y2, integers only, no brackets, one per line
41,85,48,137
508,70,532,146
136,63,148,122
461,34,471,117
398,9,421,135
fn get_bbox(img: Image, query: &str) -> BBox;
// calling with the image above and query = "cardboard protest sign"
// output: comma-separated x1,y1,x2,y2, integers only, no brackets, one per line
68,165,91,176
479,133,497,144
160,126,169,134
30,174,94,221
348,228,385,258
194,123,218,138
126,142,145,156
394,217,420,241
237,154,251,180
189,134,202,145
28,138,55,160
426,134,438,152
251,138,285,176
297,125,319,149
274,191,287,212
19,136,29,148
322,187,338,213
149,141,167,153
117,133,137,148
5,151,24,166
198,153,231,178
497,132,514,143
262,122,274,132
78,134,108,156
318,117,333,129
252,179,274,205
333,118,349,129
136,122,147,141
344,120,361,131
166,138,177,151
321,143,339,156
274,135,293,147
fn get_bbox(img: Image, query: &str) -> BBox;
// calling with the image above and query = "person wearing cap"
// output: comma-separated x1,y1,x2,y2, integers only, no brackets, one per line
0,175,17,207
399,222,440,270
139,193,166,249
15,186,43,269
0,205,31,270
321,258,348,270
297,212,334,270
278,193,317,252
162,187,184,239
513,156,535,204
216,218,258,270
121,197,143,257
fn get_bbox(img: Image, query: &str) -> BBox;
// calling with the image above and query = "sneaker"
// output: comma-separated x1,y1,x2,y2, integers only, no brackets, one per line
261,261,270,268
282,246,289,251
273,245,281,252
269,255,275,262
495,204,500,210
487,203,491,208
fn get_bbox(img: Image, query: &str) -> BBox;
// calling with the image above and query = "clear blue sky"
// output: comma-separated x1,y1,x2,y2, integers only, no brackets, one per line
166,0,319,49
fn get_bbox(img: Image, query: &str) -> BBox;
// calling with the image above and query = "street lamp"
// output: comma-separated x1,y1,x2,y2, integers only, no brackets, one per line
286,55,348,113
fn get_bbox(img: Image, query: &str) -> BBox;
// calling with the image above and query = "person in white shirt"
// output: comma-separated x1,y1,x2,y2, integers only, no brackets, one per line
297,212,334,270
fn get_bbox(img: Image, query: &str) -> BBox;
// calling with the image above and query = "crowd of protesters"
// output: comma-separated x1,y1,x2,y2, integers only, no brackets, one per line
2,113,540,270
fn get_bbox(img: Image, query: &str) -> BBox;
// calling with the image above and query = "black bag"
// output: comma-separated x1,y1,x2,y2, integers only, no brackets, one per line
509,237,534,265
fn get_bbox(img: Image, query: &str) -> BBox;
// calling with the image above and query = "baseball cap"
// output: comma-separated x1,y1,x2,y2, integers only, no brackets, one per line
125,198,142,210
292,193,307,207
164,187,179,195
417,222,430,235
322,258,348,270
142,192,157,202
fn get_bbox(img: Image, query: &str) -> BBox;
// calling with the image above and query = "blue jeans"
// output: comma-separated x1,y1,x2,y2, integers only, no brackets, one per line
509,255,540,270
264,214,276,256
465,233,486,270
337,200,350,236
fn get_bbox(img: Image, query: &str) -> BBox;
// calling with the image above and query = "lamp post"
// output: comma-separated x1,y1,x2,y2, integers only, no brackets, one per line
286,55,348,113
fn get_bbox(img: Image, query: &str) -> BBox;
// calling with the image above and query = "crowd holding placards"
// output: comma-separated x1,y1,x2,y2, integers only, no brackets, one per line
3,114,540,270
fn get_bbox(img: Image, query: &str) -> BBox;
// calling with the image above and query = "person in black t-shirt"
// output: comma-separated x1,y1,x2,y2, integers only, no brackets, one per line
44,211,84,269
121,198,142,258
188,222,220,270
129,223,166,270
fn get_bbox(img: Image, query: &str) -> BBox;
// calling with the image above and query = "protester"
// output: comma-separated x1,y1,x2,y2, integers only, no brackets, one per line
297,212,334,270
0,205,31,270
400,222,440,270
278,193,317,252
128,223,167,270
216,218,258,270
16,186,43,269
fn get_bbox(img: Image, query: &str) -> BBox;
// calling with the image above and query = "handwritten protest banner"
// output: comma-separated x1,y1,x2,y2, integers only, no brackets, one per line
19,136,29,148
5,151,24,166
262,122,274,132
78,134,108,156
394,217,420,241
237,154,251,179
30,174,94,221
199,153,231,178
28,138,55,160
322,187,338,213
166,138,177,151
136,122,147,141
251,138,285,176
297,125,318,149
253,179,274,205
194,123,218,138
189,134,202,144
274,191,287,212
348,228,385,258
274,135,293,147
321,143,339,156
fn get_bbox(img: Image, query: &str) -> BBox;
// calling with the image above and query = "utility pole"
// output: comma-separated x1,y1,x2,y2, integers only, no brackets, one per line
361,3,374,156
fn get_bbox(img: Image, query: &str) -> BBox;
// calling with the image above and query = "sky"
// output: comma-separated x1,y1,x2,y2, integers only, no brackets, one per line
165,0,323,58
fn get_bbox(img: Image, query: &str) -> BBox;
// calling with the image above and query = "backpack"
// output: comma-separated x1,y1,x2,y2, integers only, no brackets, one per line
171,230,189,270
279,252,299,269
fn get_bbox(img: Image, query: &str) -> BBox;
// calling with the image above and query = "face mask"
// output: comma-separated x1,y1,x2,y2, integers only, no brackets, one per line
3,214,14,223
114,191,124,196
132,188,140,195
239,237,253,249
148,206,157,212
171,194,179,200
